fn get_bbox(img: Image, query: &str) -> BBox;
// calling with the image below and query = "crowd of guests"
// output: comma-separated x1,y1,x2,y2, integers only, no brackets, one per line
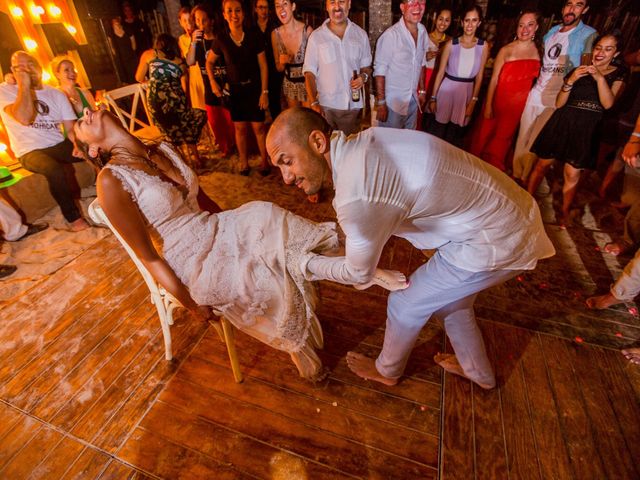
1,0,640,370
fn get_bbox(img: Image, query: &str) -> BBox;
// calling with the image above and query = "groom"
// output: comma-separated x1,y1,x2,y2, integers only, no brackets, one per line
266,107,555,389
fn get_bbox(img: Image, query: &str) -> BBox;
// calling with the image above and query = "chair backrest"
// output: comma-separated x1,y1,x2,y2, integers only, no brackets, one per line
103,84,163,141
87,199,181,307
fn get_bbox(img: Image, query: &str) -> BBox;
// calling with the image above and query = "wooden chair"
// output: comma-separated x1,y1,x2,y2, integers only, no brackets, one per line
88,200,243,382
103,84,164,142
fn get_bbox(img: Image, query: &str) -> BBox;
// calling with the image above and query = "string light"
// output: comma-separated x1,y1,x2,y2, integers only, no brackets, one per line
48,5,62,17
23,37,38,51
42,71,51,82
11,6,24,17
64,24,77,35
30,4,45,16
0,143,7,153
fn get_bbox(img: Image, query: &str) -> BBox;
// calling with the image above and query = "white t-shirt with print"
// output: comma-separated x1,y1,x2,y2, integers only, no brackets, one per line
530,29,571,108
0,83,76,158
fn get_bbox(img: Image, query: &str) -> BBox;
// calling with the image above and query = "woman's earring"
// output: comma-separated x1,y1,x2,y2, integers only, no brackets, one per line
531,34,535,41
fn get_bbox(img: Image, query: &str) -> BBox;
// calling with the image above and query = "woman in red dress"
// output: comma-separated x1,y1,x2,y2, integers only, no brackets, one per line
469,10,541,172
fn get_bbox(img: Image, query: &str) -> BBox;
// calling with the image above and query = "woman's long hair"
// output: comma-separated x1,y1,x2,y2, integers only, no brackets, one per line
516,9,544,60
154,33,180,61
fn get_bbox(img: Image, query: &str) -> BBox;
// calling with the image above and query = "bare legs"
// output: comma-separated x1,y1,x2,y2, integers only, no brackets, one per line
561,163,582,223
528,159,584,225
234,121,268,174
527,157,554,197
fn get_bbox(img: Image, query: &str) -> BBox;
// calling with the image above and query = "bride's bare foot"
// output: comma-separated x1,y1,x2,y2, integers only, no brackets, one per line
354,268,409,291
586,292,622,309
434,353,495,390
622,348,640,365
346,351,397,385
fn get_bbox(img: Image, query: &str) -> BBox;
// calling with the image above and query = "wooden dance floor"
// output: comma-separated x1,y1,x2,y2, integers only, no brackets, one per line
1,162,639,479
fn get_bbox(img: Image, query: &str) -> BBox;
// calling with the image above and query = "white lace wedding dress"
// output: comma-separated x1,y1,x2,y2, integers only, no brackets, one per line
105,143,338,378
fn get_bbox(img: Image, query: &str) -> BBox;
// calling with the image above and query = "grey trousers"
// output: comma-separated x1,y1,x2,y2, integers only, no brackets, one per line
376,251,519,387
321,106,362,136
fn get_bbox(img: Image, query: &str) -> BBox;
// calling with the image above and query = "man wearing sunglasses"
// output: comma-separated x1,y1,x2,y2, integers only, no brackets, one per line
374,0,429,129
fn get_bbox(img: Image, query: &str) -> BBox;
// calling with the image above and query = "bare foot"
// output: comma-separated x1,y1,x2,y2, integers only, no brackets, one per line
604,242,631,256
69,218,90,232
354,268,409,291
622,348,640,365
586,292,622,309
434,353,495,390
346,351,397,385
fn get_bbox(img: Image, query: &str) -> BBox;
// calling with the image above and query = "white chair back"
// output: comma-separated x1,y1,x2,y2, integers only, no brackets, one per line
103,84,163,142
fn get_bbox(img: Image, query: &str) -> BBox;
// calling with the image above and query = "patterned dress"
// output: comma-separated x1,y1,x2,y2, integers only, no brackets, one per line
146,55,207,145
274,25,310,102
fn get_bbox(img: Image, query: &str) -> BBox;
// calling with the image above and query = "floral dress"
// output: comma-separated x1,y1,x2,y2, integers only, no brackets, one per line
147,54,207,145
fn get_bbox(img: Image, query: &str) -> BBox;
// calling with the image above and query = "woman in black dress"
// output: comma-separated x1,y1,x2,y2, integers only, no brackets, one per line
528,31,626,225
206,0,270,175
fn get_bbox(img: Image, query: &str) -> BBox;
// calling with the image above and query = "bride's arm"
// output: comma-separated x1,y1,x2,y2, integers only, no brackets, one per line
98,170,213,321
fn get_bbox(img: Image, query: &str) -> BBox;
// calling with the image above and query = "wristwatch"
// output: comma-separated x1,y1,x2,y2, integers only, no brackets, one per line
360,72,369,83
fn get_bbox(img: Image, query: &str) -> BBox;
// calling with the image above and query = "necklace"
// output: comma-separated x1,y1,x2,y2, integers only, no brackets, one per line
231,31,244,46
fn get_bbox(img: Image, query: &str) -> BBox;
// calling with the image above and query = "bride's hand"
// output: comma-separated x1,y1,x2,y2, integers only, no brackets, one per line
354,268,409,291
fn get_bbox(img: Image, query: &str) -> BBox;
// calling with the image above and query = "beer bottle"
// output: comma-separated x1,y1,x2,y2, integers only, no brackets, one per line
351,70,360,102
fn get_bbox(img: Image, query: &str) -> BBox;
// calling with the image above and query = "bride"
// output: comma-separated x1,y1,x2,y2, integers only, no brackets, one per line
74,108,407,380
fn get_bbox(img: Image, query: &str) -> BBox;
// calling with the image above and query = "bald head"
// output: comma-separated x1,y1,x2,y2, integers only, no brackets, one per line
268,107,331,151
11,51,39,67
10,51,42,88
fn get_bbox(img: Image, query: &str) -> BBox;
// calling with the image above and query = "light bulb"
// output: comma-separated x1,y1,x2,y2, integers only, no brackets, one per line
24,38,38,51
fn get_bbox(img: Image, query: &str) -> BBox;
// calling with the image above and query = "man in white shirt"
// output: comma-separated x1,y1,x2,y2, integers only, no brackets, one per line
374,0,428,129
512,0,596,183
267,108,555,389
0,51,89,231
303,0,372,136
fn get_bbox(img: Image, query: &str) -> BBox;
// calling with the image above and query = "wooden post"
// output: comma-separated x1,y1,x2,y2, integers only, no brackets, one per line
163,0,182,38
368,0,392,51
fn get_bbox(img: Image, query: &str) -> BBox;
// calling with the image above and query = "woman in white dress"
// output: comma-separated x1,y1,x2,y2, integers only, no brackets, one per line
73,108,406,380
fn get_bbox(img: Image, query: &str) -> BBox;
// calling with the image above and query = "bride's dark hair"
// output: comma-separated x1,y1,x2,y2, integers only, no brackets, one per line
75,138,111,169
75,140,160,170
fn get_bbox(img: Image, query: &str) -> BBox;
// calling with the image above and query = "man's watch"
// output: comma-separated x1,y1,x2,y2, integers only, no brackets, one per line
360,72,369,83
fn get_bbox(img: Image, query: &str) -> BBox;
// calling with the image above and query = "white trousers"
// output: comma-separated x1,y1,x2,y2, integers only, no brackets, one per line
376,251,519,387
0,197,26,241
512,100,555,182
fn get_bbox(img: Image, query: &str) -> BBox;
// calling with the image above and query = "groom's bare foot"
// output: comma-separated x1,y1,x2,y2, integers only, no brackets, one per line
434,353,495,390
622,348,640,366
346,352,397,385
586,292,622,309
354,268,409,291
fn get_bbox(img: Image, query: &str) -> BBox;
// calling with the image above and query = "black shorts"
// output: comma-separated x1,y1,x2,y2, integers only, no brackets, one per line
229,81,265,123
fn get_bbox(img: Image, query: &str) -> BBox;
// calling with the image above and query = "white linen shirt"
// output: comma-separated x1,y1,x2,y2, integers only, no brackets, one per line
0,83,76,158
303,19,372,110
374,19,428,115
303,128,556,284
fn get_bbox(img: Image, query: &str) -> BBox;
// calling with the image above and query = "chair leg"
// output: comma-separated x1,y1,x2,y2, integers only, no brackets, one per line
221,316,243,383
155,297,173,361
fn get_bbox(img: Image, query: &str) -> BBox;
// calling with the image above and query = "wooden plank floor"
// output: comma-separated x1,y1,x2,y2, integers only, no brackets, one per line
1,165,639,479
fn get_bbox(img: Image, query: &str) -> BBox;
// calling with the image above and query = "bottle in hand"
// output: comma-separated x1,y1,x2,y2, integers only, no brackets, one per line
351,70,360,102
